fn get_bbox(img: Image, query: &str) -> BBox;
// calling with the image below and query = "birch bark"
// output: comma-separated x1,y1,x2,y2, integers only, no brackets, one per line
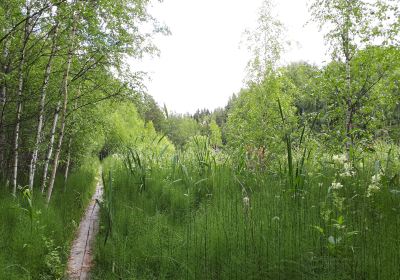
46,13,77,203
28,22,59,190
12,1,33,195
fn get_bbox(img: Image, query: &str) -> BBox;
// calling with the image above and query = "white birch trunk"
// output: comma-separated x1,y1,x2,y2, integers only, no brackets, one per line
63,137,72,192
41,101,61,193
0,40,10,177
28,23,59,190
343,4,353,159
46,14,77,204
12,2,32,195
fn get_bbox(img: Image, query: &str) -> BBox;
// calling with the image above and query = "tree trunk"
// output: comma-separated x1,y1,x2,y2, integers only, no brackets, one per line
0,40,10,178
46,15,77,204
63,99,77,192
28,23,59,190
12,3,32,195
41,101,60,193
345,57,352,157
343,3,352,159
63,137,72,192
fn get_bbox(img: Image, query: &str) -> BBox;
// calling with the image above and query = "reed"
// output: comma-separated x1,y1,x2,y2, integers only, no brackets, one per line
92,141,400,279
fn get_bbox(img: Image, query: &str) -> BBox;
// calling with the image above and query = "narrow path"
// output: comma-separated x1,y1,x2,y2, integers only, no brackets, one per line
66,172,103,280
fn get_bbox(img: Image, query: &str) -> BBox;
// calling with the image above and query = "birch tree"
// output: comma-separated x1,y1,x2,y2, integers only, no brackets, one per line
46,7,78,203
309,0,397,155
12,0,35,195
28,18,59,190
242,0,285,83
0,40,10,177
0,0,167,199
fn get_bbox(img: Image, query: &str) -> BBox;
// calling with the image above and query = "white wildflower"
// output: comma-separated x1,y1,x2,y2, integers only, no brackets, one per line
340,162,355,177
340,170,356,178
367,172,383,197
330,181,343,190
371,173,381,185
366,184,380,197
339,171,352,177
332,154,347,165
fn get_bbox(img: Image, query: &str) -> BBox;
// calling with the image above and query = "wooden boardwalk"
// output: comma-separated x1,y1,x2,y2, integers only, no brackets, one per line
66,175,103,279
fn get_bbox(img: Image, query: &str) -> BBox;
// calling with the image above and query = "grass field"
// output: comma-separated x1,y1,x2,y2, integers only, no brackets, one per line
0,159,99,280
92,142,400,279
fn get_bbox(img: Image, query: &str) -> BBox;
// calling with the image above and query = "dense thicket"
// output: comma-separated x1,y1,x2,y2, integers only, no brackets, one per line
0,0,168,202
1,0,400,279
90,1,400,279
0,0,174,278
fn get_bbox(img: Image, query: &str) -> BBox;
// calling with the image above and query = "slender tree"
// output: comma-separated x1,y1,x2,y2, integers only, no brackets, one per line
242,0,285,83
0,39,10,178
46,9,78,204
12,0,35,195
28,20,59,190
309,0,395,155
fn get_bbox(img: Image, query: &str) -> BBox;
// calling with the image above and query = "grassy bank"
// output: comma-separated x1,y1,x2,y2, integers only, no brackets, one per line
0,159,99,280
92,144,400,279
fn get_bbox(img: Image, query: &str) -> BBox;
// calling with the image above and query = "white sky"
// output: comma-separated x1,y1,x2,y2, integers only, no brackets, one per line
132,0,328,114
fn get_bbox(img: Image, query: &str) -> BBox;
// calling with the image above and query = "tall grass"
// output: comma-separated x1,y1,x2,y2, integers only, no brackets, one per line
0,158,99,279
92,141,400,280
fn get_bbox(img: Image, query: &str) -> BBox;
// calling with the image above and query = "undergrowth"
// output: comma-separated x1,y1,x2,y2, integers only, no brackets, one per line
92,140,400,279
0,158,99,280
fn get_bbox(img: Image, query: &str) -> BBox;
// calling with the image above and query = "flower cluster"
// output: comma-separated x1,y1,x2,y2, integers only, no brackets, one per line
366,184,380,197
332,154,356,178
371,173,381,185
330,181,343,190
339,162,356,177
366,172,383,197
332,154,347,165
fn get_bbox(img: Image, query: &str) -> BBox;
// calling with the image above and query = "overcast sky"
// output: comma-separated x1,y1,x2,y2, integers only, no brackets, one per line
132,0,328,114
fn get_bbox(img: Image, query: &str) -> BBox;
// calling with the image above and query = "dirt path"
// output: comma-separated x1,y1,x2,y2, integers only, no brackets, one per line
66,172,103,279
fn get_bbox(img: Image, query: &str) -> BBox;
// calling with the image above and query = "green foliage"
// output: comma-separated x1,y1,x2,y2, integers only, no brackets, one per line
226,74,296,154
133,92,166,132
0,0,167,192
243,0,285,82
209,119,222,148
1,1,400,280
92,141,400,279
0,158,99,279
98,171,114,246
163,114,201,148
19,188,35,234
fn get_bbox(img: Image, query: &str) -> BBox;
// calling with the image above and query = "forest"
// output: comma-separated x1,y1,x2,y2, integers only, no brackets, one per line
0,0,399,279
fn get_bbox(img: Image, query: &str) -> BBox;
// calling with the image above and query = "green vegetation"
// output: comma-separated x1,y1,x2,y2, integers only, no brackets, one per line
0,0,169,278
1,0,399,279
92,141,400,279
0,159,99,279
